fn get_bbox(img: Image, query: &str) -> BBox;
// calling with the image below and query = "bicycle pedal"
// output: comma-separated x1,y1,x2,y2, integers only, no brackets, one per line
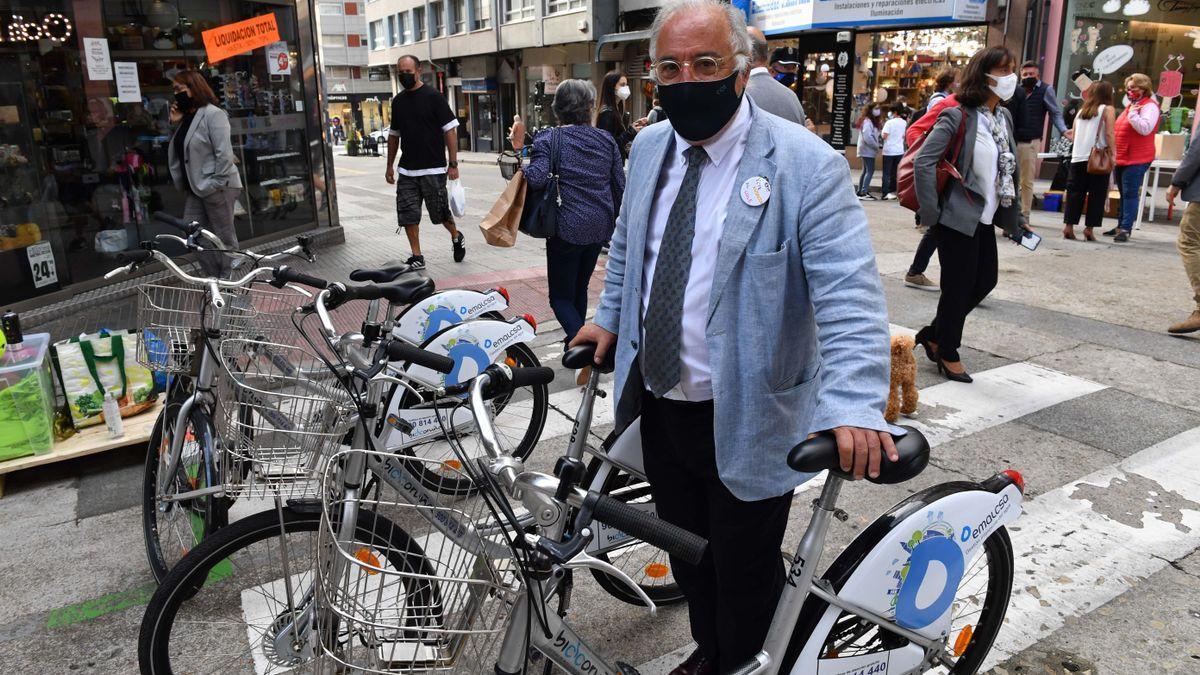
615,662,642,675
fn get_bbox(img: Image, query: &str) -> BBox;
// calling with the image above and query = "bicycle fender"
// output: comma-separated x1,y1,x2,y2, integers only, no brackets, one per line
784,479,1023,672
391,288,509,344
408,317,537,387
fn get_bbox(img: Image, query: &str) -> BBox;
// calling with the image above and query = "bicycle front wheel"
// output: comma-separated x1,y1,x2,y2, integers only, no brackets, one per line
142,389,228,584
139,506,438,675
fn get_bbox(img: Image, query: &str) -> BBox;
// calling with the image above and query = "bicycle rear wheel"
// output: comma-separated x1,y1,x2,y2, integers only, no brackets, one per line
142,379,228,584
139,506,438,675
798,527,1014,674
583,457,685,606
400,342,548,496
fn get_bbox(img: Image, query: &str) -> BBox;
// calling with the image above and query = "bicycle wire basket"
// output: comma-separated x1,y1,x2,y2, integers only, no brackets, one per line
497,150,522,181
136,281,309,374
217,337,357,499
316,446,522,673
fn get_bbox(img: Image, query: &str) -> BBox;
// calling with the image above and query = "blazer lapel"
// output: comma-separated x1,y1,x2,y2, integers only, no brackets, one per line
627,129,675,285
183,105,206,151
959,107,981,193
708,109,776,321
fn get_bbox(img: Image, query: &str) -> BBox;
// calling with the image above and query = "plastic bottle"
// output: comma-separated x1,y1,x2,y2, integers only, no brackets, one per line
102,391,124,438
2,310,22,351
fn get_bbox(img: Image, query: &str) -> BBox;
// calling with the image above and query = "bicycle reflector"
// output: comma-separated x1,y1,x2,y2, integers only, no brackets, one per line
523,313,538,330
355,548,382,575
496,286,510,302
953,624,974,656
1002,469,1025,494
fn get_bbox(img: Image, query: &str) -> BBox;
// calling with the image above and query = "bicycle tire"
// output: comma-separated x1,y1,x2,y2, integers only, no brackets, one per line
794,527,1014,674
139,506,439,675
142,380,228,584
582,457,685,606
401,341,548,497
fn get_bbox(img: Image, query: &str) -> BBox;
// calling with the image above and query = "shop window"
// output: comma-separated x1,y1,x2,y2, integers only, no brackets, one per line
451,0,467,34
344,2,359,15
0,0,320,305
471,0,491,30
319,3,343,15
431,1,445,38
413,7,426,41
505,0,535,22
545,0,585,15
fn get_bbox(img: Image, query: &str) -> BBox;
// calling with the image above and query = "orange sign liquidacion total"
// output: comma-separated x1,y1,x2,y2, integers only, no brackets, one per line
202,13,280,64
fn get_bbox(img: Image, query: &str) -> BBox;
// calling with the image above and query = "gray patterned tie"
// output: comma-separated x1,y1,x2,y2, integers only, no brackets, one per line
643,145,708,397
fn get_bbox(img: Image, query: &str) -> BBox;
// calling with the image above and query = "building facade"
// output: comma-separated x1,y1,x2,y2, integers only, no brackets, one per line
316,1,393,139
0,0,337,311
365,0,617,152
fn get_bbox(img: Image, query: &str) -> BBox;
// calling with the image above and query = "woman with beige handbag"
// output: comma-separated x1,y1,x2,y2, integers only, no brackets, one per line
1063,81,1116,241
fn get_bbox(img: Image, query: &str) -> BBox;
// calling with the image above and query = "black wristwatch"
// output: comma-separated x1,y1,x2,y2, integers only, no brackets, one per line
447,161,458,168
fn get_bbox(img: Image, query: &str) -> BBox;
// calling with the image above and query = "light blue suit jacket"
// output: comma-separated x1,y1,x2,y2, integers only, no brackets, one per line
593,100,898,501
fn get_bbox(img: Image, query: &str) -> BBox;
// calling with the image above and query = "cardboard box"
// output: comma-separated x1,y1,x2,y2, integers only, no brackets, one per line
1156,133,1186,161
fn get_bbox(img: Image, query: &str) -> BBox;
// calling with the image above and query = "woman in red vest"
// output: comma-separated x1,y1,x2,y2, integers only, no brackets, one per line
1108,73,1160,242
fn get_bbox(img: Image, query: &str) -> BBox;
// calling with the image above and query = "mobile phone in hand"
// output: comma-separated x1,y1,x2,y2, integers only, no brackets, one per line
1010,229,1041,251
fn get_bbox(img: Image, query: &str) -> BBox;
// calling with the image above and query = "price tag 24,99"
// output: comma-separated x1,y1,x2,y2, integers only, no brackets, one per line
27,241,58,288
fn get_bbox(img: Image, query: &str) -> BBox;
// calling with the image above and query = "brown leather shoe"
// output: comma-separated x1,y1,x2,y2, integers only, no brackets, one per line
1168,310,1200,335
669,648,717,675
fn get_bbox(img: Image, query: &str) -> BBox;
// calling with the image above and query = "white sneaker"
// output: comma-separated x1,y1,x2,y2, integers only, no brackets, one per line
883,193,896,200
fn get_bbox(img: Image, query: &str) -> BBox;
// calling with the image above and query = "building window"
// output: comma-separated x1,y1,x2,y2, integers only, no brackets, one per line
413,7,426,41
319,3,343,15
451,0,466,34
361,25,374,48
397,13,408,44
471,0,491,30
387,15,397,46
545,0,584,14
352,67,363,79
504,0,534,22
344,2,359,15
328,66,352,79
431,1,445,37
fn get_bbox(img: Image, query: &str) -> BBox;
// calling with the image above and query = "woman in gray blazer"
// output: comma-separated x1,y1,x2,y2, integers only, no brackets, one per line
912,46,1029,383
167,70,243,276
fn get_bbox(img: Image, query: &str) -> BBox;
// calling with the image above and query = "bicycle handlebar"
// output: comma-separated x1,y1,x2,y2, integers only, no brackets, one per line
586,492,708,566
271,266,330,290
384,340,455,374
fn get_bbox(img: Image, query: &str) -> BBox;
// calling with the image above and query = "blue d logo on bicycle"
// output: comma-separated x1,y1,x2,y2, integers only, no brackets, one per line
895,534,965,629
421,304,465,341
442,336,491,387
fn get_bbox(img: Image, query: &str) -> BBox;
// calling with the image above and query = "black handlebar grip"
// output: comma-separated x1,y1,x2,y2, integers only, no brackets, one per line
152,211,195,234
273,266,329,290
124,249,155,264
385,340,456,374
508,366,556,389
589,494,708,566
338,284,387,301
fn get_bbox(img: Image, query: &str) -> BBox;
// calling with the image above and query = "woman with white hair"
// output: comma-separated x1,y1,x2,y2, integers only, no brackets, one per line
524,79,626,381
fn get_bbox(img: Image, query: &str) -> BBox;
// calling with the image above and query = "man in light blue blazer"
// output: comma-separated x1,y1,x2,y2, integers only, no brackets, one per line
570,1,899,671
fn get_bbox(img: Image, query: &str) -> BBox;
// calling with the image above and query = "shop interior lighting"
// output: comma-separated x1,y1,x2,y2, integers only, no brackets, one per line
1122,0,1150,16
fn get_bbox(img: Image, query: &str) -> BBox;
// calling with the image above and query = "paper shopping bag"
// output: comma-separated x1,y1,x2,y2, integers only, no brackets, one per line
52,330,157,428
480,172,526,248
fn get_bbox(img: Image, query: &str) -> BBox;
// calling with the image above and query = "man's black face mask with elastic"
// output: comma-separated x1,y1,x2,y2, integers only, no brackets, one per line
658,71,743,142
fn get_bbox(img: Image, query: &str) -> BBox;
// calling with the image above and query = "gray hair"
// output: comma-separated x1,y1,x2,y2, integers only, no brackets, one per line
648,0,752,81
552,79,596,126
750,31,769,66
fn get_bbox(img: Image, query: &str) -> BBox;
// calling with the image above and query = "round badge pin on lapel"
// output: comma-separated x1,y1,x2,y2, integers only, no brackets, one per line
741,176,771,207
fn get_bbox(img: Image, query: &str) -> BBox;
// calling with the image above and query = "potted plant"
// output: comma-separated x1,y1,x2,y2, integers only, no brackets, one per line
346,130,361,156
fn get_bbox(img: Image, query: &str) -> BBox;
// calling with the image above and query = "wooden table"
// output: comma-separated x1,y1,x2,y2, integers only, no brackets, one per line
0,400,160,497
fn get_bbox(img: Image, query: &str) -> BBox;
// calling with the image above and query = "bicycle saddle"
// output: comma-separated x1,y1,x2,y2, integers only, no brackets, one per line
788,425,930,485
376,275,436,305
561,344,616,374
348,262,418,284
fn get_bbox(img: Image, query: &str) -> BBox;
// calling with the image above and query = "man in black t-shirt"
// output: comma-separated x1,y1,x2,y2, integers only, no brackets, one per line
386,55,465,268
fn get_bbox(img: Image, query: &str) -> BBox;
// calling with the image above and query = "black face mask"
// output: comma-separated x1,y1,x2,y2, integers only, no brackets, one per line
658,71,743,142
1021,77,1038,89
399,72,417,89
774,72,796,87
174,90,192,110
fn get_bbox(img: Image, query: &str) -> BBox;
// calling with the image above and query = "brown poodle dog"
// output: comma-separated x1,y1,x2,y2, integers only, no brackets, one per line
886,334,919,423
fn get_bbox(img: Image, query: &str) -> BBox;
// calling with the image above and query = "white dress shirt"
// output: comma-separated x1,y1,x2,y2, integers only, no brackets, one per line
641,95,752,401
974,110,1001,225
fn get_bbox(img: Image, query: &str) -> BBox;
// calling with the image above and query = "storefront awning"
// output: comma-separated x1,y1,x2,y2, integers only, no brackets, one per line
595,30,652,62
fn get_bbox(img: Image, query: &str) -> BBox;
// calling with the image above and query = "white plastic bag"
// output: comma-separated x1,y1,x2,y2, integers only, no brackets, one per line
448,178,467,218
94,229,128,253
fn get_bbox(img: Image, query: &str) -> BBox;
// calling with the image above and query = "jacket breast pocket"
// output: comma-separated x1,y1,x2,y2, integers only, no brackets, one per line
744,239,789,270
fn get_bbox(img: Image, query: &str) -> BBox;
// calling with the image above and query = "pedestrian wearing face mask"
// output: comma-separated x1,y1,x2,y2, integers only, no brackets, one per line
913,46,1030,384
385,55,467,269
745,27,806,126
880,102,908,199
1013,61,1071,220
855,105,882,198
167,70,243,277
596,71,646,161
1106,73,1161,242
571,1,899,671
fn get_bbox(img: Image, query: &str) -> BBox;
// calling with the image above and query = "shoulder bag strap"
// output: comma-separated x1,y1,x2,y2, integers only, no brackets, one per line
1094,106,1106,148
947,108,969,167
550,128,562,205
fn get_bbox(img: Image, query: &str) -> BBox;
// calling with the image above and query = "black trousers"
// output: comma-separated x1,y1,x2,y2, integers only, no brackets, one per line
640,395,793,671
545,236,603,343
1063,161,1110,230
908,229,938,276
881,154,901,195
920,223,998,362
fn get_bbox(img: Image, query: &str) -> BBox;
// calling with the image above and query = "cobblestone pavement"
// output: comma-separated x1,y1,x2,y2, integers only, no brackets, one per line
3,152,1200,674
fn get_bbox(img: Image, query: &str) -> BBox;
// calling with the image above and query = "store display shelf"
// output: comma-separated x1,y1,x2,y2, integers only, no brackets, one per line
258,151,301,162
259,176,305,187
0,398,161,497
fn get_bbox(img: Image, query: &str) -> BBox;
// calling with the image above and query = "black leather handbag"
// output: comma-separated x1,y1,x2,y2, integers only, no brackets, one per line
519,128,561,239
